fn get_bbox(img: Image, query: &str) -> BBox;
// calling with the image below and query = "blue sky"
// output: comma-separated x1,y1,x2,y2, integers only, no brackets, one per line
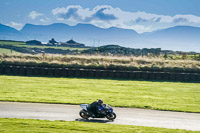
1,0,200,33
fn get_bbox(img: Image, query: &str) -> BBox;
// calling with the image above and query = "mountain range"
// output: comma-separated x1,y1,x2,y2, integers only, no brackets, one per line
0,23,200,52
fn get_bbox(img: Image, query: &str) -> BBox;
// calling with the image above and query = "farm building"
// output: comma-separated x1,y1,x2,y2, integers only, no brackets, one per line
47,38,58,46
60,39,85,48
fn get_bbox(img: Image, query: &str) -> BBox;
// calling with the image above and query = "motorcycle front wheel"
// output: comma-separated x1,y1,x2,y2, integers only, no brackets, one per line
106,112,116,120
79,109,90,119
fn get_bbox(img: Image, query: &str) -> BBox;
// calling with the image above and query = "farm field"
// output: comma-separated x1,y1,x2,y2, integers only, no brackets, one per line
0,118,196,133
0,75,199,112
0,40,88,51
0,48,19,54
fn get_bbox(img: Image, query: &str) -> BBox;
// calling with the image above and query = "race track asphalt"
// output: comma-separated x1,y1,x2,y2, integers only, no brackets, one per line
0,102,200,131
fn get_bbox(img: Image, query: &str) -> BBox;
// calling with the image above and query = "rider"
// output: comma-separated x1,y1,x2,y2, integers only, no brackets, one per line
87,99,103,118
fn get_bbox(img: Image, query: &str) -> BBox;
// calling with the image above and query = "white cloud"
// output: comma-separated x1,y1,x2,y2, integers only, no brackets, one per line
52,5,117,22
52,5,200,33
6,22,24,30
40,19,46,22
29,11,43,19
40,17,50,23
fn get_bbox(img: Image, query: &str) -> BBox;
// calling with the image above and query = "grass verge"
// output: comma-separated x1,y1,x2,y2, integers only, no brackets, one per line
0,118,198,133
0,75,200,112
0,48,20,54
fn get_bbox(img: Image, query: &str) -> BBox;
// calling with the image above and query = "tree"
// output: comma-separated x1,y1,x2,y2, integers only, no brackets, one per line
182,53,187,60
164,52,168,60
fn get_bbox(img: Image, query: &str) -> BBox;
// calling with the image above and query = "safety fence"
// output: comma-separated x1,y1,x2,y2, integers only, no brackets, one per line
0,65,199,82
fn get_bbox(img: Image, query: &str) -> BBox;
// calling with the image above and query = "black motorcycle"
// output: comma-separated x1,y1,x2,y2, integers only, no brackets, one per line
79,104,116,121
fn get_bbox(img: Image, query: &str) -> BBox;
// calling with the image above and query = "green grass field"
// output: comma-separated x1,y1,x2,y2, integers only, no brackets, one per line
0,40,25,45
0,48,20,54
0,118,197,133
0,75,199,112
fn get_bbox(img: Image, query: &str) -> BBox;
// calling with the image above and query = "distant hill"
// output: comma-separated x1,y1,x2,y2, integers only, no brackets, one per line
20,23,139,45
140,26,200,51
0,24,20,37
0,23,200,52
0,24,24,41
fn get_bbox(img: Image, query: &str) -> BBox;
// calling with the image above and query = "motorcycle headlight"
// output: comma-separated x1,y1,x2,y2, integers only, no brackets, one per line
109,108,113,112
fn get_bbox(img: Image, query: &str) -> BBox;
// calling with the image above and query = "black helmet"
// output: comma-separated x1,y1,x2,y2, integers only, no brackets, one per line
97,99,103,105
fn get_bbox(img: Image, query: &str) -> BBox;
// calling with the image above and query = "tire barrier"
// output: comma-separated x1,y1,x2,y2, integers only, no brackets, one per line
0,65,199,82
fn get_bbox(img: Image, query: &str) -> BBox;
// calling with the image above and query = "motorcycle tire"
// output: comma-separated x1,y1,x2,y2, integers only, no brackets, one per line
79,109,90,119
106,112,116,120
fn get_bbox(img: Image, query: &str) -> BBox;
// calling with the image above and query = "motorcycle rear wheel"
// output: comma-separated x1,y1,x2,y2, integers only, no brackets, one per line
106,112,116,120
79,109,90,119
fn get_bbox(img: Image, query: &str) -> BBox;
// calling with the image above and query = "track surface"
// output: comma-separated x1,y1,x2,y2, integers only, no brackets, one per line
0,102,200,131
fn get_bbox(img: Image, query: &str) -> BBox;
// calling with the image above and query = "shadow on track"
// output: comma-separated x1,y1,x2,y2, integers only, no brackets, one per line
75,118,113,123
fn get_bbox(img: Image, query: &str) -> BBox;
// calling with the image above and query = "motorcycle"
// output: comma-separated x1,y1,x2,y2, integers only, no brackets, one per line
79,104,116,121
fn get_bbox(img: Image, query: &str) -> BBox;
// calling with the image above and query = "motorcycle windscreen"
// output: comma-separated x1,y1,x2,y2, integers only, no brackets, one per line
80,104,88,110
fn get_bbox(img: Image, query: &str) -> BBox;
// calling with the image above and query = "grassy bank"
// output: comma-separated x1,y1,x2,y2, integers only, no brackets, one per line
0,75,199,112
1,54,200,73
0,118,197,133
0,48,19,54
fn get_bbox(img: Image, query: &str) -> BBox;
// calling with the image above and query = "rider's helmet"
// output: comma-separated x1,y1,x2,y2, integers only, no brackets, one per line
97,99,103,105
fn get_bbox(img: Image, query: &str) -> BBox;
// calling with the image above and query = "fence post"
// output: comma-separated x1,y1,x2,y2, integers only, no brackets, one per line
0,66,4,74
121,71,129,79
148,72,154,80
5,66,12,75
26,67,33,76
182,73,189,81
190,74,197,82
163,72,169,80
197,74,200,81
40,68,48,76
88,70,95,77
55,68,62,77
115,71,121,78
61,68,68,77
74,69,81,77
13,66,20,75
141,72,149,80
108,70,115,78
47,68,54,77
0,66,6,74
101,70,108,78
169,73,176,81
129,72,135,79
176,73,182,81
33,67,40,76
19,66,26,76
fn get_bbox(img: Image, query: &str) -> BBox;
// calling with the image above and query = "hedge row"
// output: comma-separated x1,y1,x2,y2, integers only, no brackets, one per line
0,65,200,82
